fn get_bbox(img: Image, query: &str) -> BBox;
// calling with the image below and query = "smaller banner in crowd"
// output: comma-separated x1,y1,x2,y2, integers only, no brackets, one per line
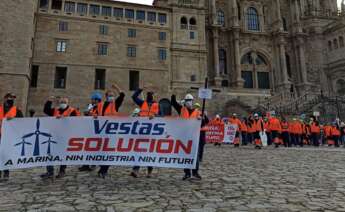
205,122,237,144
0,117,201,170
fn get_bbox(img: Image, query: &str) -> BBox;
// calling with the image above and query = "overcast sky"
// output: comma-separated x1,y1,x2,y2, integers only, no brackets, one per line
116,0,343,7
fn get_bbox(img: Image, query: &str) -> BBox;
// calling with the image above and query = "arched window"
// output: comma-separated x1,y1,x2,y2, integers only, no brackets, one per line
282,18,288,31
219,48,227,75
328,41,333,51
241,52,270,89
217,10,225,26
180,17,188,29
334,39,339,49
339,36,344,48
247,7,260,31
189,17,197,30
336,79,345,95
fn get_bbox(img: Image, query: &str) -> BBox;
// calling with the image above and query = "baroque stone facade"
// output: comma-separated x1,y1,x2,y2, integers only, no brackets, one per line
0,0,344,116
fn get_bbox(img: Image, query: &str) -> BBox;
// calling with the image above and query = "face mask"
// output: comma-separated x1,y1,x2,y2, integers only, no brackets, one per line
6,99,14,107
185,101,193,109
107,96,115,102
59,103,67,109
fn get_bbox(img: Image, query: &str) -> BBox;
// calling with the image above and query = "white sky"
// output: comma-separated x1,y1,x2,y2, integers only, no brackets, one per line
116,0,343,7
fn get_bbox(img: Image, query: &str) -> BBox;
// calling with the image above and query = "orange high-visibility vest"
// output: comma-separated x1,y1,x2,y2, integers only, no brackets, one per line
324,125,332,137
180,107,200,119
139,101,159,117
269,117,282,132
97,102,117,116
241,121,248,132
331,126,341,136
229,118,242,132
0,106,17,121
310,122,320,134
53,107,77,117
281,121,289,132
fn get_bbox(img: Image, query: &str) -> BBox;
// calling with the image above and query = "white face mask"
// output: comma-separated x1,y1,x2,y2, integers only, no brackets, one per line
185,101,193,109
107,96,115,102
59,103,68,109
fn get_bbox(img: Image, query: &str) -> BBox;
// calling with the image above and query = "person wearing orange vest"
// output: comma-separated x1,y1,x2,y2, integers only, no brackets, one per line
212,115,224,146
78,92,103,172
96,84,125,178
310,117,321,147
324,124,333,146
40,96,79,180
247,116,256,144
0,93,23,181
280,117,290,147
263,116,272,146
253,113,264,149
290,118,303,147
171,93,208,181
229,113,242,147
241,117,248,146
268,114,282,148
330,122,341,147
302,121,311,145
130,87,160,178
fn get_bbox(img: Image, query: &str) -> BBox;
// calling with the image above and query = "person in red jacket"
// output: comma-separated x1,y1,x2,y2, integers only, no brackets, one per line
330,122,341,147
268,114,282,148
310,117,321,147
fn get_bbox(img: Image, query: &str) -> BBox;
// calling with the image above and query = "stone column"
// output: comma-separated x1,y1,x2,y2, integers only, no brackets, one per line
232,0,239,27
276,0,283,31
233,29,244,87
294,0,302,33
213,29,221,86
210,0,217,25
279,43,289,85
298,38,308,84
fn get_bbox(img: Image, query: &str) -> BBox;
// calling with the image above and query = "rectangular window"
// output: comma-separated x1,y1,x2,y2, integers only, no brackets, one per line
102,6,112,16
58,21,68,32
136,10,145,20
190,31,195,39
127,46,136,57
158,48,167,61
158,13,167,24
64,1,75,13
30,65,39,88
90,4,100,16
257,72,270,89
128,29,136,38
159,32,166,40
113,8,123,18
129,71,139,91
242,71,253,88
147,12,156,22
56,40,67,52
77,3,88,15
125,9,134,19
51,0,62,10
97,43,108,55
95,69,106,90
99,25,109,35
54,67,67,89
39,0,49,9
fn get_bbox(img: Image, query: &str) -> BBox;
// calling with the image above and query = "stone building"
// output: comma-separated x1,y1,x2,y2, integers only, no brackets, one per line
0,0,345,116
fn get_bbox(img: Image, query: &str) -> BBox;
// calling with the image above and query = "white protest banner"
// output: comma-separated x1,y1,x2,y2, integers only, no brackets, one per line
0,117,201,170
223,124,238,144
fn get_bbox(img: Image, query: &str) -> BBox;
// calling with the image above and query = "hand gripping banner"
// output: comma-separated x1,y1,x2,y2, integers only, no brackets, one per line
0,117,201,170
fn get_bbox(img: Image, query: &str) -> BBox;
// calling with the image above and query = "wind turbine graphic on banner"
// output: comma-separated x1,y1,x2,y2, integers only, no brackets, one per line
21,119,51,156
42,136,57,155
15,138,32,156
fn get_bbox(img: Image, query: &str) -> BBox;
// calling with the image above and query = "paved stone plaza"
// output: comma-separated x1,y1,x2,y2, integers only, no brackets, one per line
1,145,345,211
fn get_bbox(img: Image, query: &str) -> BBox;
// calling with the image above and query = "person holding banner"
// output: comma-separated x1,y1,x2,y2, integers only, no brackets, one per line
130,86,159,178
95,83,125,178
0,93,23,181
40,96,79,179
171,94,208,180
229,113,242,147
78,92,103,172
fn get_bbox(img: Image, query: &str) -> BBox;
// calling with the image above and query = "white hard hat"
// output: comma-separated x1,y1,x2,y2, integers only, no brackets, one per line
184,94,194,101
133,108,141,114
254,113,259,117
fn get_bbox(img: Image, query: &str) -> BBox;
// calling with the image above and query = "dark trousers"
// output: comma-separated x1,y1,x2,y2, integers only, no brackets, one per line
266,132,272,145
333,136,340,147
133,166,153,172
282,132,290,147
47,165,66,174
311,133,319,147
0,170,9,177
184,135,205,176
247,133,253,144
241,132,247,145
99,165,109,174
